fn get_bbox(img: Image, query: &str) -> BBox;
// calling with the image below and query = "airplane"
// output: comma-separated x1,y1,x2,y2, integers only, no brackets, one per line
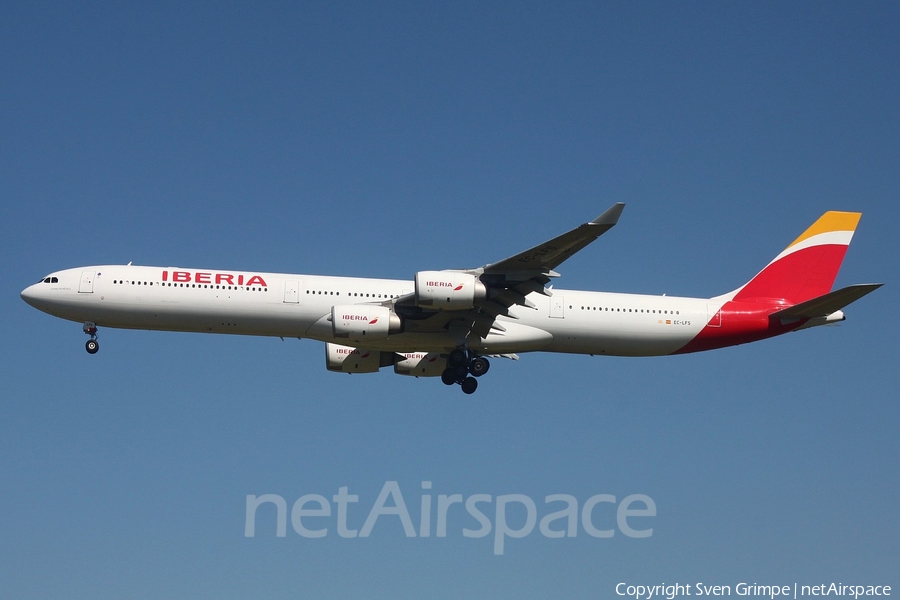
21,204,881,394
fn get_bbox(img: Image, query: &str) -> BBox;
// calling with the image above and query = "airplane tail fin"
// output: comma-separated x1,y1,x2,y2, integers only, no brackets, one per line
725,211,862,305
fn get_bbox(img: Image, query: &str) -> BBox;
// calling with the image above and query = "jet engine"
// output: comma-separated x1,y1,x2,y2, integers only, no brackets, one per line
393,352,447,377
325,343,394,373
414,271,486,310
331,305,401,342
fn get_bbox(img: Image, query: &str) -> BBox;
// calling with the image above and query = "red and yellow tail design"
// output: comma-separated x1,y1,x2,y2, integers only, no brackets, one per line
676,211,867,354
730,211,861,305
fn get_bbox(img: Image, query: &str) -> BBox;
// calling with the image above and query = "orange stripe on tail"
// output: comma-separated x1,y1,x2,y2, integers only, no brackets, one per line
785,211,860,249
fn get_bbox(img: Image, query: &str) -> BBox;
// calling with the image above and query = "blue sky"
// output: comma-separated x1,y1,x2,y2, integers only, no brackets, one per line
2,2,898,598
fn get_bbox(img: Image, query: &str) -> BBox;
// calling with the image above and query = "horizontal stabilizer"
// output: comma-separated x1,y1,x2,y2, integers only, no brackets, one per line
770,283,882,320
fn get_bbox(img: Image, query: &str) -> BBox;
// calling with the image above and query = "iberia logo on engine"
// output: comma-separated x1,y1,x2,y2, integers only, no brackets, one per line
427,281,464,291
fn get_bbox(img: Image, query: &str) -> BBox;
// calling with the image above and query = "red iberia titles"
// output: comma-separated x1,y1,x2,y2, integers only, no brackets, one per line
402,353,437,362
427,281,464,291
336,348,370,357
162,270,268,287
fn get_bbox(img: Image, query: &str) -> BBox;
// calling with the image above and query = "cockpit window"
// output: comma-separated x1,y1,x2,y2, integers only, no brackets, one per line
39,277,59,283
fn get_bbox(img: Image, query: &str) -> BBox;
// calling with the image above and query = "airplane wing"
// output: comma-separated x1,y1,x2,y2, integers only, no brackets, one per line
481,202,625,279
392,203,625,340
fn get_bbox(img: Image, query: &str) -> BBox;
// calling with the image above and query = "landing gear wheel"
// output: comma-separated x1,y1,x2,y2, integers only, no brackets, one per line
445,348,485,393
82,321,99,354
469,357,490,377
441,368,457,386
448,348,467,367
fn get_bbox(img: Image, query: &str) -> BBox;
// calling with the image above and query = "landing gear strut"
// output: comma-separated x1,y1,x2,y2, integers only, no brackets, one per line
441,348,490,394
83,322,99,354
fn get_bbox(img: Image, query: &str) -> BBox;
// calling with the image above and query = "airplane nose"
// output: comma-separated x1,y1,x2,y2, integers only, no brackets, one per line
21,284,40,308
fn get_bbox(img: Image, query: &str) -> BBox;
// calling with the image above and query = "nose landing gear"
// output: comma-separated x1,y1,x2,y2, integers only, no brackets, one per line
83,322,99,354
441,349,490,394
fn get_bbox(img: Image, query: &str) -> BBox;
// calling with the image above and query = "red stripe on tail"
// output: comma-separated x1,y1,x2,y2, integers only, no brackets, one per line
732,244,850,304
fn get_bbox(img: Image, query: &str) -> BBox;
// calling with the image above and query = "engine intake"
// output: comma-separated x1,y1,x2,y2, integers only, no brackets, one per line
415,271,486,310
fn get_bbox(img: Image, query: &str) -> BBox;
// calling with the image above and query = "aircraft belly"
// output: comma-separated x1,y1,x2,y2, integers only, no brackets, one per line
61,293,314,338
532,307,708,356
471,322,553,353
547,327,700,356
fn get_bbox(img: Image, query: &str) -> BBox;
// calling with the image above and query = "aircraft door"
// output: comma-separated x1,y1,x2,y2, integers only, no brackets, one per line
78,271,95,293
550,296,565,318
284,280,300,303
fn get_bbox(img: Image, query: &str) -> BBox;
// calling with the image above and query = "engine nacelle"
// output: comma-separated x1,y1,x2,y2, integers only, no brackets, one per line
331,305,401,342
415,271,486,310
325,343,394,374
394,352,447,377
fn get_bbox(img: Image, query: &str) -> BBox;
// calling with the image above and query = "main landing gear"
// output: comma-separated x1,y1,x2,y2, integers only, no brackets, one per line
83,322,99,354
441,348,490,395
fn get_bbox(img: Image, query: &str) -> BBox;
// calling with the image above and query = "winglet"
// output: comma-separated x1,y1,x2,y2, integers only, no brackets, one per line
591,202,625,226
482,202,626,275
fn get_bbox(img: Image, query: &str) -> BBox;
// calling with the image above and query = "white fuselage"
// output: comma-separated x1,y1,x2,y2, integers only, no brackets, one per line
22,265,716,357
